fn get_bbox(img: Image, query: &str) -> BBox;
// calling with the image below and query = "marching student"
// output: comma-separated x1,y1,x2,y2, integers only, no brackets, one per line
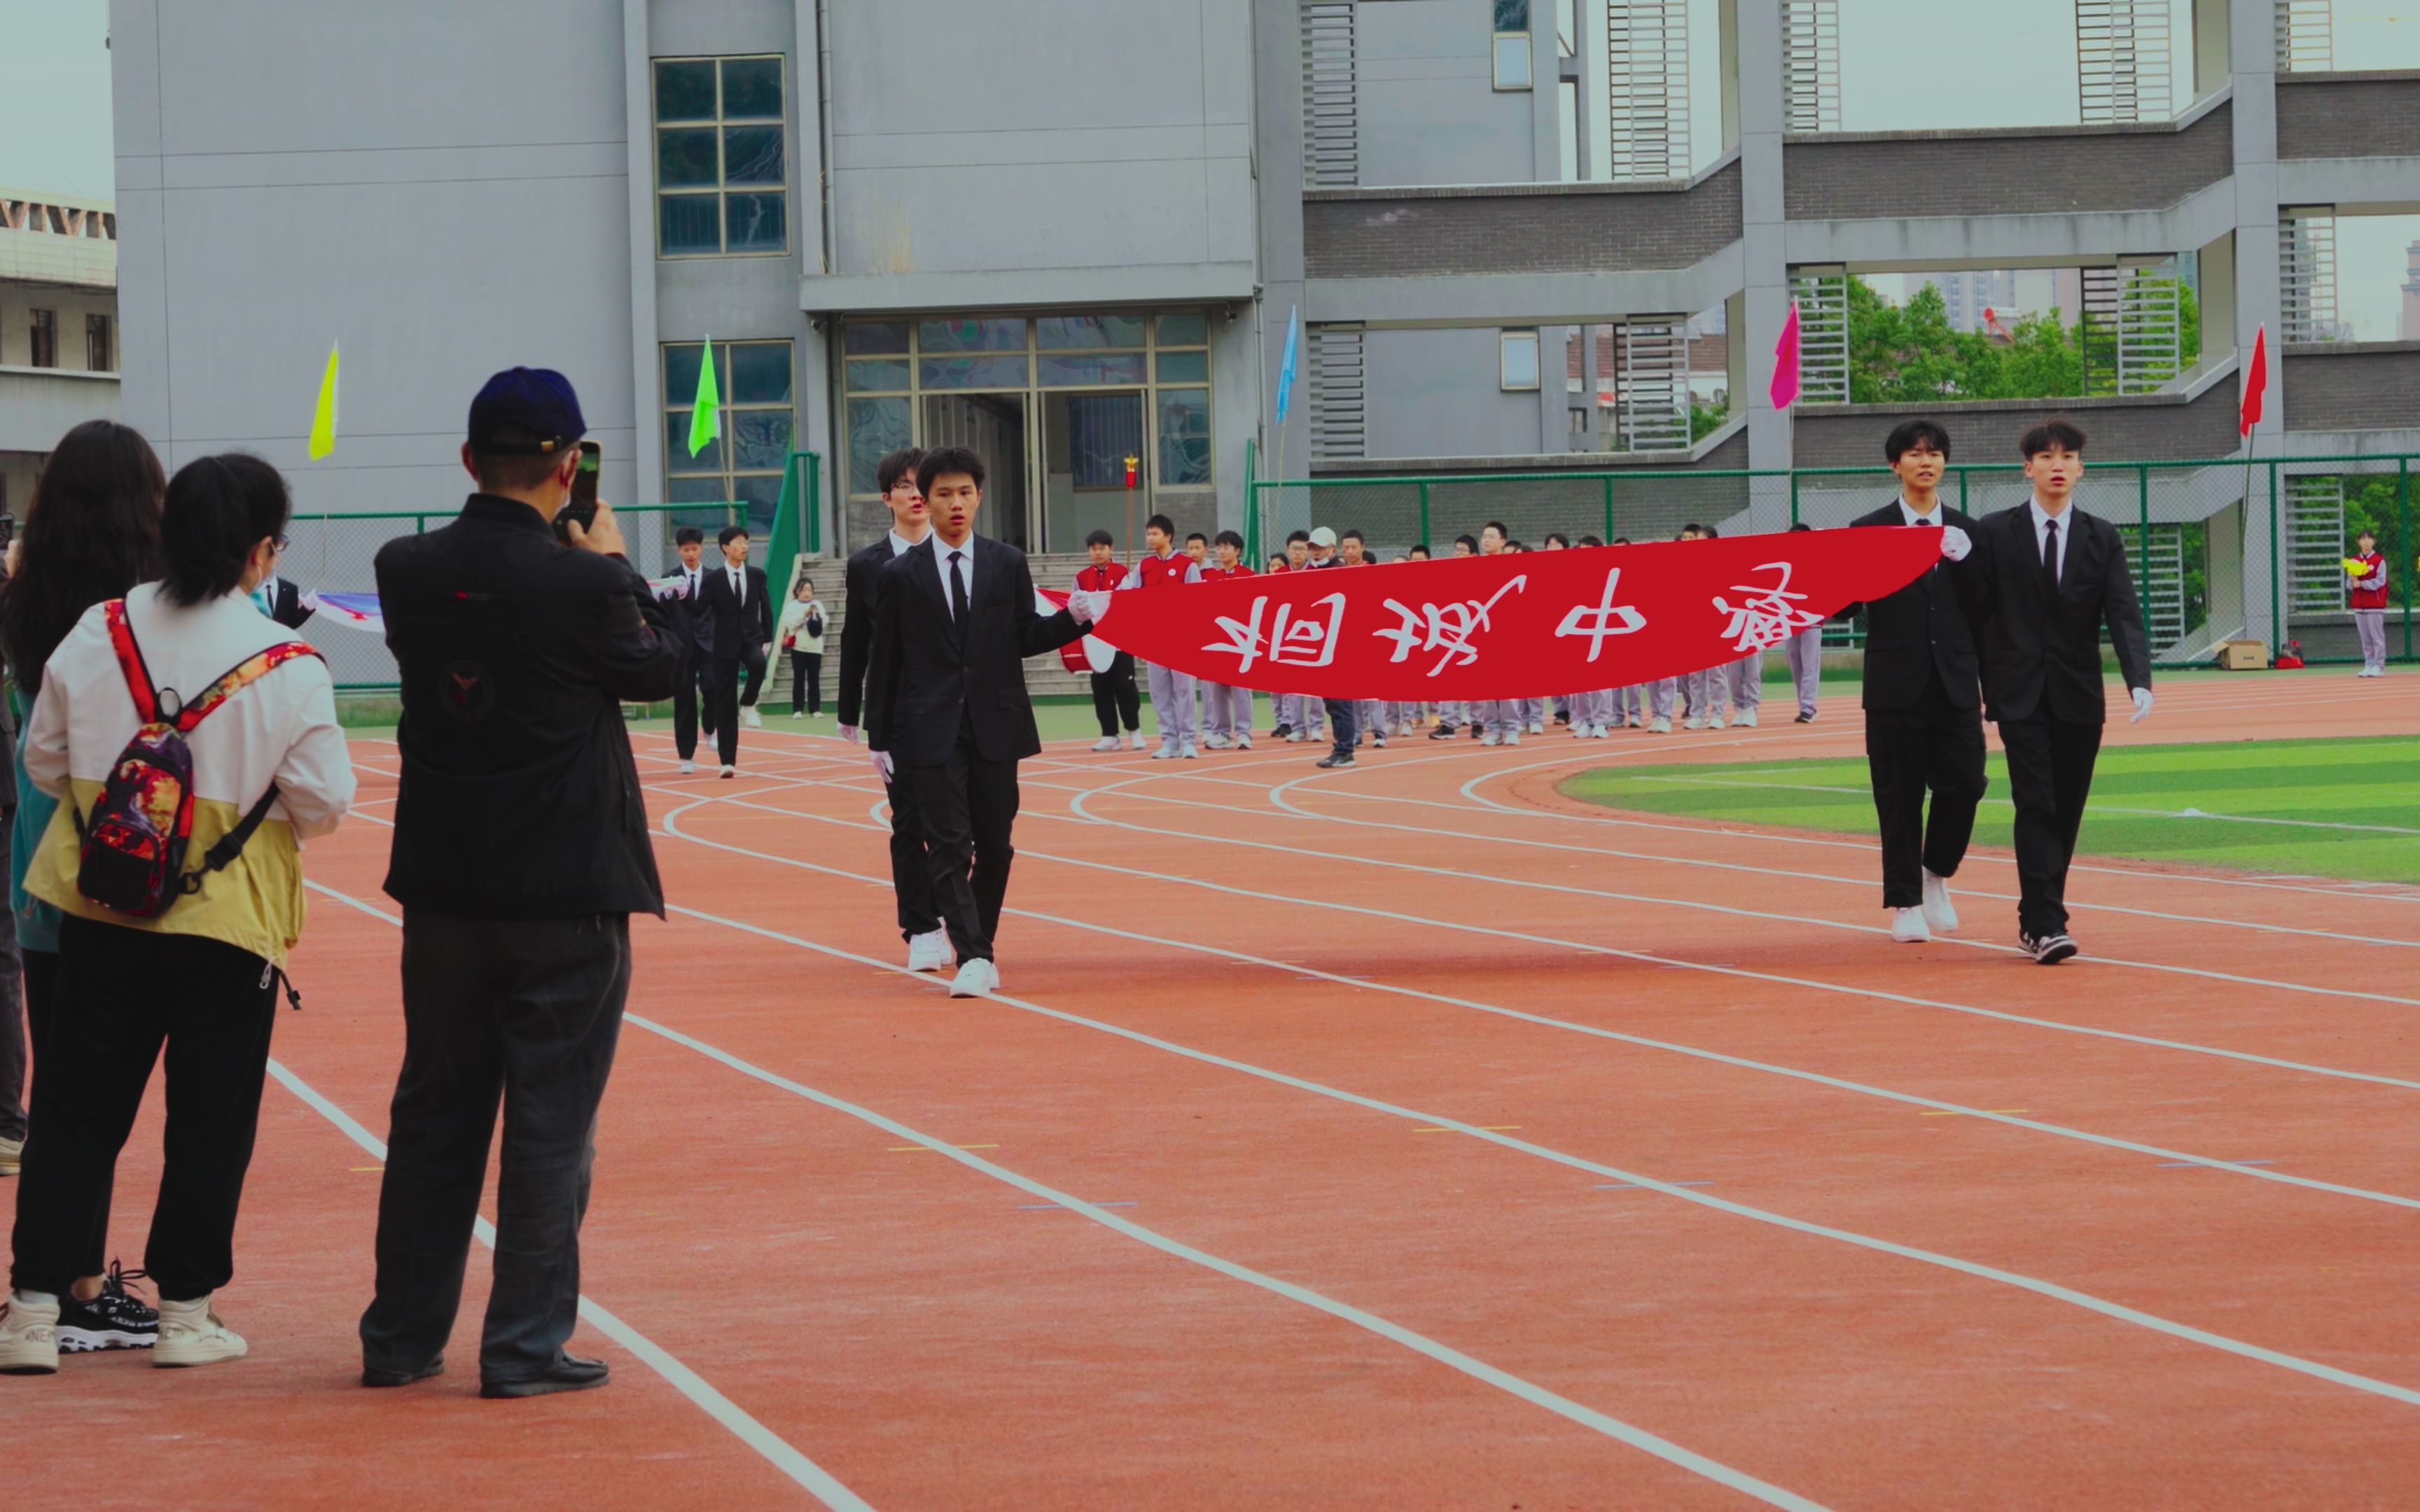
1718,524,1765,728
2349,527,2390,676
1674,525,1730,729
1959,418,2153,965
1076,530,1144,752
1270,530,1323,743
661,525,716,774
1475,523,1524,746
1602,537,1646,729
837,447,949,973
1337,530,1386,748
863,447,1099,998
1198,530,1256,750
1426,533,1484,740
1299,531,1358,768
1783,522,1826,722
1118,514,1203,760
1840,419,1985,945
699,526,773,774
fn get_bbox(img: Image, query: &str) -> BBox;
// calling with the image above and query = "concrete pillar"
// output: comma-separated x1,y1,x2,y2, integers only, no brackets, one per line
2232,0,2284,650
1251,0,1306,526
1736,0,1793,528
621,0,665,518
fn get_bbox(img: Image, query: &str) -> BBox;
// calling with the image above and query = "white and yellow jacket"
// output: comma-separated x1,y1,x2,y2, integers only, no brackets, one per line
25,584,356,966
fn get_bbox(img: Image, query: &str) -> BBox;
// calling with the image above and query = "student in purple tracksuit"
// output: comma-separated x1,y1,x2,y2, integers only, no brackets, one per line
1781,522,1825,722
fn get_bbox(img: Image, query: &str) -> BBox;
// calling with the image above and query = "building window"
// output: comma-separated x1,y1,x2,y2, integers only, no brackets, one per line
85,313,111,372
29,309,56,369
662,340,795,531
1500,329,1541,390
1493,0,1532,90
653,55,787,258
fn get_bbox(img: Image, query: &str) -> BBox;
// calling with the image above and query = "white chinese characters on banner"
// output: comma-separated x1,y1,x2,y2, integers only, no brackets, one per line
1554,568,1649,662
1711,561,1825,652
1373,575,1528,677
1204,592,1349,676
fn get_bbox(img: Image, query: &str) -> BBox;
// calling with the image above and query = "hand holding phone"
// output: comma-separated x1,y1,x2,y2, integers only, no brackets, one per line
553,440,604,545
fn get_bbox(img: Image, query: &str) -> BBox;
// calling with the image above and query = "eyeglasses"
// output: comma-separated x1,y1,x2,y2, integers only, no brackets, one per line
271,535,291,552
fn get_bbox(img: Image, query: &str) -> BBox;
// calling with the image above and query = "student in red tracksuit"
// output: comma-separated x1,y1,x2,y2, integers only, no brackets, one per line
2349,528,2390,678
1118,514,1204,758
1076,530,1143,750
1197,530,1256,749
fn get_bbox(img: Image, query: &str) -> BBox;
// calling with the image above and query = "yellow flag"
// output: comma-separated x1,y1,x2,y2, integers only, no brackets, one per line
2344,557,2367,576
307,342,340,460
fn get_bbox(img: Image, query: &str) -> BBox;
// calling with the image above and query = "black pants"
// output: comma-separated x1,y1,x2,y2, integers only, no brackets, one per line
673,653,714,760
361,911,629,1383
907,723,1020,963
1863,686,1988,908
1323,696,1358,760
10,917,278,1301
738,646,767,710
1996,712,2104,937
710,657,744,766
1090,653,1140,738
791,652,823,715
884,772,940,942
0,811,25,1144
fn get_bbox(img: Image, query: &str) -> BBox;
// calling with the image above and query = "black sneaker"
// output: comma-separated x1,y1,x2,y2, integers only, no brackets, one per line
57,1261,157,1352
2022,930,2079,965
1314,752,1356,769
1270,724,1292,740
1427,723,1459,739
1793,712,1816,724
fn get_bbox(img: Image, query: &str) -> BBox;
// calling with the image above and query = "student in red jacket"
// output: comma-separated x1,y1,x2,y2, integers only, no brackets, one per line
1076,531,1144,750
1198,530,1256,749
2349,528,2390,677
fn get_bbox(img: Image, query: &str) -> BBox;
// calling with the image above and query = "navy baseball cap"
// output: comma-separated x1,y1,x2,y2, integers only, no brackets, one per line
467,367,586,455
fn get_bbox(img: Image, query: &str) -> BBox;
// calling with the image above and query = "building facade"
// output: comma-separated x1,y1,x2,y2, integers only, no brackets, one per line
109,1,2420,658
0,190,119,517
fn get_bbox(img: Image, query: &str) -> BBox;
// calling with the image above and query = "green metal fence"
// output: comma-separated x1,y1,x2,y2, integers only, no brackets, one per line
1249,454,2415,666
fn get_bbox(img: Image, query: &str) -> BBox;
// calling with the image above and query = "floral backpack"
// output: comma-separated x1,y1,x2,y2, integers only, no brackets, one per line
73,599,319,919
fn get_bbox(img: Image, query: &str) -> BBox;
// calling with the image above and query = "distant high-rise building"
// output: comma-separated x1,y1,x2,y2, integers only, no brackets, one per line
1937,270,2019,333
2401,241,2420,340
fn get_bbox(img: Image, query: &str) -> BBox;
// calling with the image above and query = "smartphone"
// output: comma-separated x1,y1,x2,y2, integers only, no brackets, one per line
0,514,15,552
554,440,604,543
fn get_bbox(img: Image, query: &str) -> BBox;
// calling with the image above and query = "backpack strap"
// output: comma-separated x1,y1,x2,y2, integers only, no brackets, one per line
101,601,160,724
183,783,285,895
173,640,321,734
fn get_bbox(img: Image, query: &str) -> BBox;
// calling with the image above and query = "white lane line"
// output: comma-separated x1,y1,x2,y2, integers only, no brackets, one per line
640,808,2420,1212
672,780,2420,1095
260,1035,873,1511
623,865,2420,1418
303,886,1826,1511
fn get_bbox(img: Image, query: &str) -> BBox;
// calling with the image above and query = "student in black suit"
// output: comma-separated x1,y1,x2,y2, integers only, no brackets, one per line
1959,419,2153,964
698,524,772,777
258,567,315,631
863,446,1099,998
835,447,948,974
1837,419,1986,945
659,526,717,774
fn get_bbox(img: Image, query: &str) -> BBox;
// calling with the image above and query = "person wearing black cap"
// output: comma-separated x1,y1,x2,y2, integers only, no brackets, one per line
359,368,683,1399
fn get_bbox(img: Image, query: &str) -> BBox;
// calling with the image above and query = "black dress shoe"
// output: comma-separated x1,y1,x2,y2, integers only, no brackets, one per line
481,1352,610,1399
362,1355,445,1388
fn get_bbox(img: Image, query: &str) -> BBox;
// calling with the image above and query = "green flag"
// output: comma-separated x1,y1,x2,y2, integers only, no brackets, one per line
307,342,340,459
687,336,721,457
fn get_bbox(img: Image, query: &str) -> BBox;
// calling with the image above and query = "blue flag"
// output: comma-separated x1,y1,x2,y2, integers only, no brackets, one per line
1274,305,1301,427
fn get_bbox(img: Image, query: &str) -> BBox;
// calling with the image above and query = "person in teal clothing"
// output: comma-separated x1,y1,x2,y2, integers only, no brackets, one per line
0,419,165,1357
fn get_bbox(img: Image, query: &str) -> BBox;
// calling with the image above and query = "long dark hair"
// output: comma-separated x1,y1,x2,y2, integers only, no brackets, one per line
160,454,291,608
0,421,166,697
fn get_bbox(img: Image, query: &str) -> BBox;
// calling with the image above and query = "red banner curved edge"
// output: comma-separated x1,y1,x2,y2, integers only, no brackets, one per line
1083,529,1942,700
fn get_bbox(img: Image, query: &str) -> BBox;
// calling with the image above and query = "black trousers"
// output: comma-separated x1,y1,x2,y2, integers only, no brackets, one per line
738,645,767,710
884,772,940,941
1996,712,2104,937
791,652,823,715
10,916,278,1301
673,652,714,760
710,657,743,766
0,811,25,1144
906,723,1020,963
361,911,629,1383
1090,652,1140,737
1863,685,1988,908
1323,696,1358,759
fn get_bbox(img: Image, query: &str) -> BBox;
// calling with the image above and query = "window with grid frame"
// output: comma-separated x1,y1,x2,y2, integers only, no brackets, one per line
664,340,795,533
653,55,788,257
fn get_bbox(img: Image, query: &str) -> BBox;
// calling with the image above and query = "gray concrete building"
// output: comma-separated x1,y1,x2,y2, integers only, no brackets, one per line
107,0,2420,664
0,188,119,517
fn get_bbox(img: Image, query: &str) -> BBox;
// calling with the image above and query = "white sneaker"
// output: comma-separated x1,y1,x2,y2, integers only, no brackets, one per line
906,929,950,972
1890,908,1932,944
679,760,695,775
1684,715,1706,730
0,1292,60,1375
718,764,736,780
742,707,763,729
1371,732,1387,748
1233,735,1252,751
1734,708,1758,728
1649,716,1672,733
1504,729,1522,746
1178,740,1199,760
1708,715,1727,729
1921,869,1960,934
0,1135,20,1178
1129,732,1148,750
1150,743,1178,761
1203,733,1231,750
1627,715,1645,729
1480,730,1501,747
948,958,998,998
1286,730,1306,743
792,709,805,719
1527,720,1544,736
1091,736,1120,752
153,1295,246,1368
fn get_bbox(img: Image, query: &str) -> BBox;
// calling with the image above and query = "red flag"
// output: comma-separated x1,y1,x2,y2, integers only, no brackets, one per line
1769,301,1802,410
2240,325,2267,437
1087,531,1941,701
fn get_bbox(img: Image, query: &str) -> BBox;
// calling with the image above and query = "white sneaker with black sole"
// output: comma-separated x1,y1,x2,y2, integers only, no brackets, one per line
1920,869,1959,934
57,1262,156,1354
2023,930,2080,965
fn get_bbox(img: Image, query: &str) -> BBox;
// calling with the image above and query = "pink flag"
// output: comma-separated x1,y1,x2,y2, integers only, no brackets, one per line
1769,300,1802,410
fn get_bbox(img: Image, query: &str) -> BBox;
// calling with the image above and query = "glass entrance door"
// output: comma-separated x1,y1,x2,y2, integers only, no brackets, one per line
1041,390,1146,554
922,392,1032,551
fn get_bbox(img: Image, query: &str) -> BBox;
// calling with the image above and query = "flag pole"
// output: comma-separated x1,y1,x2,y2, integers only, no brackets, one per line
2238,325,2268,650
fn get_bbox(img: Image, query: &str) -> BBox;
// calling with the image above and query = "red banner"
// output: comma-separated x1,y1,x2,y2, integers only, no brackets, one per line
1085,530,1942,699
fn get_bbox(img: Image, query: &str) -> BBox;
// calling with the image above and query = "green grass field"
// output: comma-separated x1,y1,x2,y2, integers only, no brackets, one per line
1561,735,2420,885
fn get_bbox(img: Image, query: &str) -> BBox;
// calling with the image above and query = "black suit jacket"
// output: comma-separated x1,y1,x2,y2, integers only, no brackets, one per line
1835,500,1982,712
864,533,1085,766
375,493,682,918
666,565,716,660
1961,503,2152,725
265,576,314,631
700,563,772,664
834,536,898,727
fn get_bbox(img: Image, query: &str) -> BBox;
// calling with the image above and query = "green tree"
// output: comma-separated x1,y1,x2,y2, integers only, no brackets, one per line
1845,272,2199,405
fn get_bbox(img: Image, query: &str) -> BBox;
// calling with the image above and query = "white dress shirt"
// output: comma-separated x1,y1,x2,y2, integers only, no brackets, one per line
886,528,921,557
932,537,976,620
2026,498,2074,582
1897,497,1944,527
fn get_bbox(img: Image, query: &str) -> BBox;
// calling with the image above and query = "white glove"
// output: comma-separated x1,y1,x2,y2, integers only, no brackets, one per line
870,748,895,781
2129,686,2154,724
838,723,860,744
1938,525,1972,562
1069,589,1108,625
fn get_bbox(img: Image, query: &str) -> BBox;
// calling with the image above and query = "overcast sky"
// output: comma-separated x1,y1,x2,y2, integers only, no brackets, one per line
6,0,2416,336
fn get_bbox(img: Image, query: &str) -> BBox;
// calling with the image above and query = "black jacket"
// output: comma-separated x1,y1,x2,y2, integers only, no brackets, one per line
265,576,314,631
700,562,772,665
1836,500,1982,711
375,493,683,918
834,536,899,728
864,533,1085,766
1960,502,2152,725
665,563,716,661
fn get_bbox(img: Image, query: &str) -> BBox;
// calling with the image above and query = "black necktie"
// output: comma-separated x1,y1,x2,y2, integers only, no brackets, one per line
948,550,969,623
2040,518,2061,591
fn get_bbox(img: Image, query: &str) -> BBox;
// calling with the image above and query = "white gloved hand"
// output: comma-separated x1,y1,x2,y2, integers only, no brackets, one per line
2129,686,2154,724
870,748,895,781
1069,589,1108,625
1938,525,1972,562
838,723,860,744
